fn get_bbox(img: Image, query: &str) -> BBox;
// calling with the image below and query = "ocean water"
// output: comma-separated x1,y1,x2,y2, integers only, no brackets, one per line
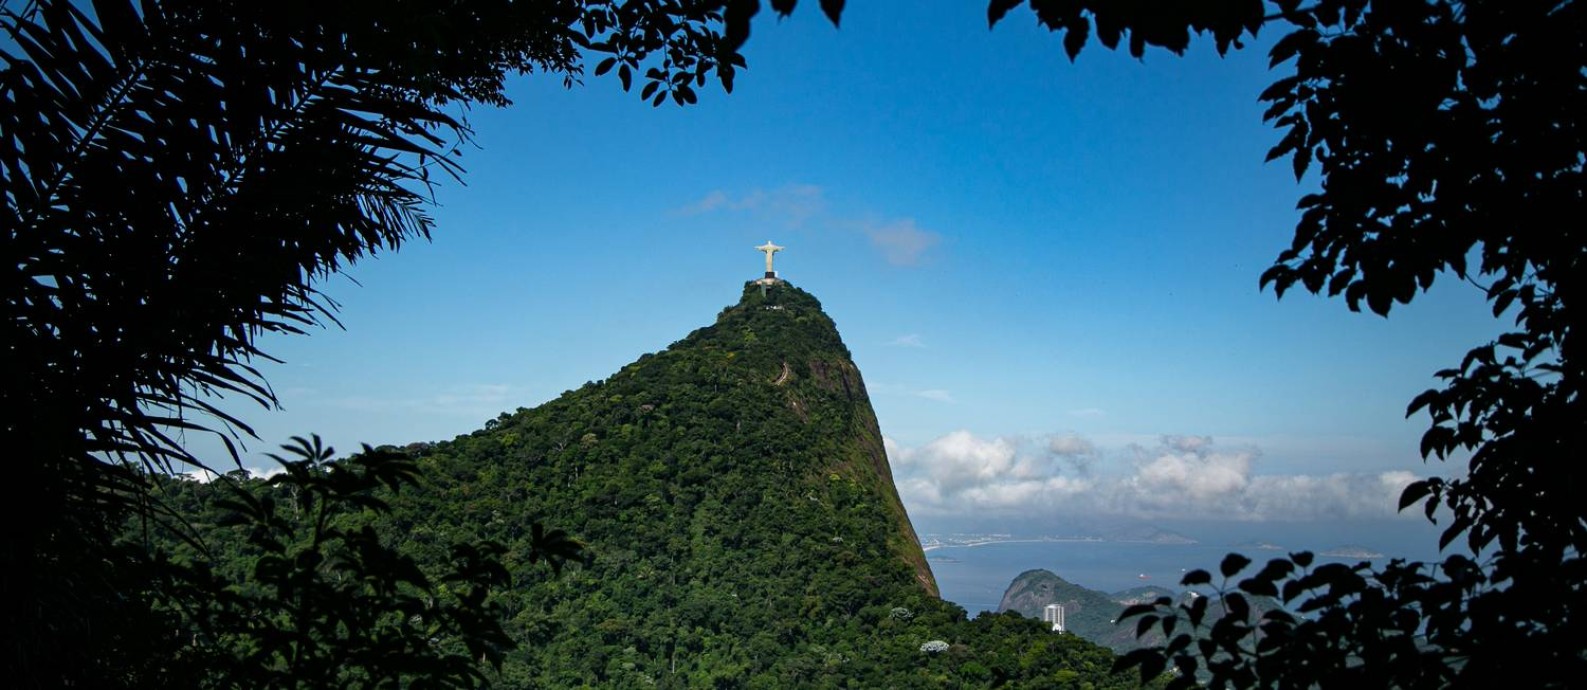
928,520,1452,615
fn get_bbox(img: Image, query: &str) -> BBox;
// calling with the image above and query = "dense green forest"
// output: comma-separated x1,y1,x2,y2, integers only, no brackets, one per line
146,283,1147,688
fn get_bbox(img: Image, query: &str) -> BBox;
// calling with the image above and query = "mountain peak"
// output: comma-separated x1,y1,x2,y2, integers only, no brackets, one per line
664,281,927,589
452,280,938,600
159,281,1144,685
711,281,843,347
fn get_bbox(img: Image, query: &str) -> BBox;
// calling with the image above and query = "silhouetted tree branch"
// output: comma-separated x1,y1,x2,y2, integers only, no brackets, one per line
969,0,1585,685
1,0,826,685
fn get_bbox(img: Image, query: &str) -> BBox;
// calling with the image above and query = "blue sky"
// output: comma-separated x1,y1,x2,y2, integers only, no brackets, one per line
189,4,1498,546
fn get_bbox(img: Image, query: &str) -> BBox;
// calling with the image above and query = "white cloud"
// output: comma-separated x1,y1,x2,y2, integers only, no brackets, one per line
916,431,1016,491
1129,443,1251,503
865,218,941,266
915,389,954,403
1048,434,1097,475
888,333,926,348
1161,434,1214,453
886,432,1424,521
883,436,914,464
676,184,827,227
1048,434,1095,457
887,431,1089,515
1237,471,1422,521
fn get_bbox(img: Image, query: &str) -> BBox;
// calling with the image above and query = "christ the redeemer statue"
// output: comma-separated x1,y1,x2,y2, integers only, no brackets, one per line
756,240,784,280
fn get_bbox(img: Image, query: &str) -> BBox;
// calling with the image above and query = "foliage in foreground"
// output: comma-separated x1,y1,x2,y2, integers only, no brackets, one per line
0,0,817,685
130,438,560,688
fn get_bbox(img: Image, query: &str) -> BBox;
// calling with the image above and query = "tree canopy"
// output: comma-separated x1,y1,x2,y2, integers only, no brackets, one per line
1,0,792,685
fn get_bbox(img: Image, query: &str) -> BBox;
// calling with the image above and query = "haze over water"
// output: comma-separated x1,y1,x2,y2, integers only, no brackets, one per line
928,519,1450,614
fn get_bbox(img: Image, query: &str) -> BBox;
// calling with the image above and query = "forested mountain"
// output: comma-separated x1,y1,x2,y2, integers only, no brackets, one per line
995,571,1187,653
154,283,1144,688
998,570,1146,653
997,569,1284,657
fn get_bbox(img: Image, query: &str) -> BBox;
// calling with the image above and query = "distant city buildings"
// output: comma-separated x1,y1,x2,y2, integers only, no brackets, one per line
1043,603,1066,634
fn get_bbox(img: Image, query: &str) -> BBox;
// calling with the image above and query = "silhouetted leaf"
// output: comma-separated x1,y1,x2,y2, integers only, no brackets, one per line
1398,480,1433,511
724,0,758,49
1223,592,1251,620
1238,576,1278,598
1113,647,1160,676
1064,16,1091,61
1136,613,1160,637
987,0,1023,28
819,0,845,26
1119,602,1160,621
1221,553,1252,578
1268,27,1315,66
1187,591,1209,626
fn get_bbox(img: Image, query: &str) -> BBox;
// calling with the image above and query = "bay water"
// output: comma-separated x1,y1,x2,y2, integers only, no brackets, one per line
928,519,1452,615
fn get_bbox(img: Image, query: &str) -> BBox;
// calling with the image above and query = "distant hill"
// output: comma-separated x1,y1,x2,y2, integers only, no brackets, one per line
1099,526,1199,544
1320,544,1385,558
1233,540,1286,551
998,570,1286,655
997,569,1160,653
158,283,1141,688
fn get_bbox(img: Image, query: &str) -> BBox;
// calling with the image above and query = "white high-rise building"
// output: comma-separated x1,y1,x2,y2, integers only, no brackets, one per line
1042,603,1066,633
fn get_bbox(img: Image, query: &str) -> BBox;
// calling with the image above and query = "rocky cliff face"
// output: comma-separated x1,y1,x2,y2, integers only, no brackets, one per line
693,282,937,594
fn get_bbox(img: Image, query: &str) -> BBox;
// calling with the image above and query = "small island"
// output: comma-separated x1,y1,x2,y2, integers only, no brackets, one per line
1234,541,1285,551
1319,544,1385,559
919,526,1199,551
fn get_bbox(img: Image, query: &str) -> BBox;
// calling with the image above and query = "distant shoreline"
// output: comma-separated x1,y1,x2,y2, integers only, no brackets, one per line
922,537,1105,553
